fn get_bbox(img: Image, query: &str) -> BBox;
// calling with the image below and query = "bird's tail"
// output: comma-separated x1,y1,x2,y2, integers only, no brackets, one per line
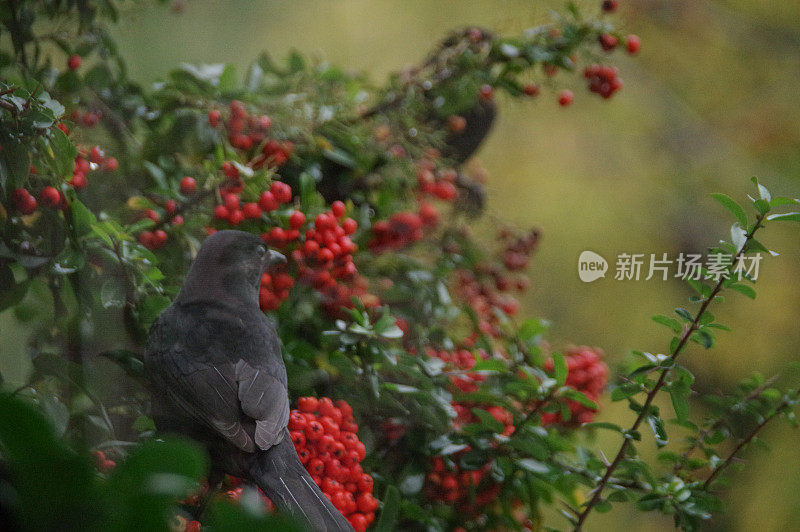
248,430,354,531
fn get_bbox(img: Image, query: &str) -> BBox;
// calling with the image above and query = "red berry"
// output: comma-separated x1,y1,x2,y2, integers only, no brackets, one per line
349,514,368,532
258,191,278,212
208,109,221,128
331,201,346,218
12,188,37,214
224,193,240,211
138,231,154,249
102,157,118,171
229,100,246,119
243,202,262,219
222,161,239,179
89,146,104,164
357,474,373,493
357,493,378,513
289,210,305,229
228,209,244,225
152,229,168,248
342,218,357,235
186,521,201,532
523,83,540,97
144,209,160,222
172,215,184,225
180,176,197,194
165,199,178,214
599,33,619,52
479,84,493,100
448,115,466,133
270,181,292,204
214,205,229,219
626,34,641,54
601,0,617,12
432,181,457,201
558,89,574,107
67,54,82,70
39,187,62,209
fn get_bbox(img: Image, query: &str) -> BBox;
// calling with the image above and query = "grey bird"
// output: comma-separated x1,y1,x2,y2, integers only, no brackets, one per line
144,230,354,531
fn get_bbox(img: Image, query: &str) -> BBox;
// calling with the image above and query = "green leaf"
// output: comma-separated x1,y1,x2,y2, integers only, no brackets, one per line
769,197,799,208
711,193,747,227
552,352,567,387
100,280,126,309
471,408,505,433
646,415,668,447
582,421,623,432
517,458,550,474
728,283,756,299
374,485,400,532
218,64,238,92
652,315,682,334
669,385,690,423
612,382,643,402
766,212,800,223
472,359,507,372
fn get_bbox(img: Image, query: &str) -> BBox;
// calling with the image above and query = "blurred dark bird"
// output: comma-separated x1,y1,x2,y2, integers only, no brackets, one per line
145,230,353,531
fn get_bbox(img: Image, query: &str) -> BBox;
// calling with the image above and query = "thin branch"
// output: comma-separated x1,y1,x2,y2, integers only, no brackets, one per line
573,214,766,531
673,374,779,475
702,387,799,490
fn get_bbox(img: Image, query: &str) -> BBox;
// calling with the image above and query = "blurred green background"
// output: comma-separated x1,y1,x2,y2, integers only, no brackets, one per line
3,0,799,530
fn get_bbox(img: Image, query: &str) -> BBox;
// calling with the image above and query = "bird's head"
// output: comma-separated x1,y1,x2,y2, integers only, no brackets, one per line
176,230,285,307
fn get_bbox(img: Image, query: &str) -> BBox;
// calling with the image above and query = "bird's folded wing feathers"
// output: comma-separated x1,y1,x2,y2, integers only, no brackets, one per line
156,346,257,452
235,359,290,450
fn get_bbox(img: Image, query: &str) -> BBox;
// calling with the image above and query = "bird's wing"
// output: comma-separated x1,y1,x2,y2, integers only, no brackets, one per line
153,342,257,452
235,359,290,450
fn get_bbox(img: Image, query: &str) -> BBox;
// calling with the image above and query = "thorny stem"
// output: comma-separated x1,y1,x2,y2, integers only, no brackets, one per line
573,214,766,531
702,387,799,490
673,374,779,475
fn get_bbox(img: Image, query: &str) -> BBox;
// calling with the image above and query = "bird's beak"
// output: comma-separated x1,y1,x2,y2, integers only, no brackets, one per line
266,249,286,268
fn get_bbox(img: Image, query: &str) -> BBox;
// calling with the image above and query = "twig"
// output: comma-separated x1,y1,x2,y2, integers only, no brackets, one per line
702,387,799,490
673,374,779,474
573,214,766,531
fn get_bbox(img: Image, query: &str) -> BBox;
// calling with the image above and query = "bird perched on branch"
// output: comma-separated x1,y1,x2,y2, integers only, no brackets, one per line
145,230,353,531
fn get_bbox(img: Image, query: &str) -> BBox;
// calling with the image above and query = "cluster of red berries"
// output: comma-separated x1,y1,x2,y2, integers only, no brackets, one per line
454,403,515,436
69,109,102,128
11,188,41,214
72,145,118,189
416,160,459,202
259,201,361,311
208,101,294,170
449,228,537,336
422,347,488,394
541,347,609,425
598,33,641,55
369,211,429,252
137,196,188,250
10,143,117,216
584,64,623,100
425,454,500,508
288,397,378,532
500,228,539,272
213,179,293,226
